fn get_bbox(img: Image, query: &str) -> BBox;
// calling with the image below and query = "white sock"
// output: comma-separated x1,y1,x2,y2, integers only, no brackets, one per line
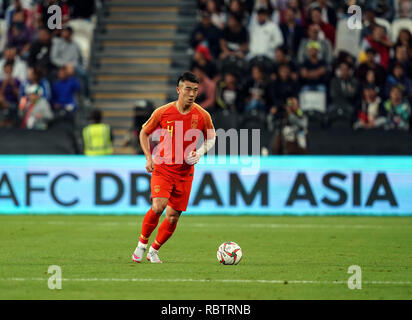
149,246,158,253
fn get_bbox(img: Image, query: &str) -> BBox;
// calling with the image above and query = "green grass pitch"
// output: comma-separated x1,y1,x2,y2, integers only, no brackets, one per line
0,215,412,300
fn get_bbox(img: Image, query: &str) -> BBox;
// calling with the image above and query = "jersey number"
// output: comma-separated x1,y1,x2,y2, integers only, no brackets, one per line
167,125,173,138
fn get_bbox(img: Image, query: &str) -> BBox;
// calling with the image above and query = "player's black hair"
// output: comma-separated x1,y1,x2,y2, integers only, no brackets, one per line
176,71,199,86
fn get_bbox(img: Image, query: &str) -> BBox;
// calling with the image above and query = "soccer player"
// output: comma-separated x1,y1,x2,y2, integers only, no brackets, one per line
132,71,216,263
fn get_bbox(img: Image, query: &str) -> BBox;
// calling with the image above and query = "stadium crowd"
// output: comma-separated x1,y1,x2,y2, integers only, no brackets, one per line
189,0,412,154
0,0,95,130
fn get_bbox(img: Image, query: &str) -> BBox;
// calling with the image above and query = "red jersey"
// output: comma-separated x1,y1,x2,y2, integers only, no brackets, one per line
142,101,215,179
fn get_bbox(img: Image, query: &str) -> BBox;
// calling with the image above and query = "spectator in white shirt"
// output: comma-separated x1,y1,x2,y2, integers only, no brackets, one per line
206,0,226,30
50,25,90,98
247,7,284,60
0,45,27,83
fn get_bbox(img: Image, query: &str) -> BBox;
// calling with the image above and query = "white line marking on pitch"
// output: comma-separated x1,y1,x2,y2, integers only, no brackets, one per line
1,278,411,286
4,221,410,230
185,223,389,229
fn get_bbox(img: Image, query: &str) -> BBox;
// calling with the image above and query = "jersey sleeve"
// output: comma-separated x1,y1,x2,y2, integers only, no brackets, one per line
202,111,215,139
141,108,162,135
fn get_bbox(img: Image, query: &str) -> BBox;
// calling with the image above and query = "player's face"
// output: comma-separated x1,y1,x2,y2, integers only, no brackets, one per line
177,81,199,107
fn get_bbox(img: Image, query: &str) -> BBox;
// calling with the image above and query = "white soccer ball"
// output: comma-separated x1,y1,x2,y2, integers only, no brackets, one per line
217,241,242,265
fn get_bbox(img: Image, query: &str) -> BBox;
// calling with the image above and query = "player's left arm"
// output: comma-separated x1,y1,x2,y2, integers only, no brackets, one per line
186,112,216,165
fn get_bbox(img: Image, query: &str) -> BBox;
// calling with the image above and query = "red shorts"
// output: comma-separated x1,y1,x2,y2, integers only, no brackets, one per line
150,171,193,212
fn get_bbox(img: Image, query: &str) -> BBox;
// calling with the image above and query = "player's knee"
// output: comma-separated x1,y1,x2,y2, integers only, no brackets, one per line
167,213,180,224
152,203,166,215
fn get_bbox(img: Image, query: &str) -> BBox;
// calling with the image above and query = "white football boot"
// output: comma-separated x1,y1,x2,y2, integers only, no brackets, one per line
146,247,163,263
132,243,147,263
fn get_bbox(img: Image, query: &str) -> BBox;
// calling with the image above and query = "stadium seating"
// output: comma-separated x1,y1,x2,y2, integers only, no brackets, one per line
0,19,6,54
90,0,196,154
68,19,95,68
390,18,412,41
1,0,411,156
375,17,392,34
299,91,327,114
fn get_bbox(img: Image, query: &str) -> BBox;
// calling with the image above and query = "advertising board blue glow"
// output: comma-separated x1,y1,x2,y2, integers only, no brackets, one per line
0,156,410,215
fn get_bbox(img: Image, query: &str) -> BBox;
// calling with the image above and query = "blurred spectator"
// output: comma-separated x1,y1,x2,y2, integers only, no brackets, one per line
360,6,390,41
272,96,308,154
271,46,298,80
360,25,393,70
190,44,218,80
122,101,155,154
355,47,387,89
36,0,70,33
51,64,81,118
271,0,289,10
19,66,51,101
240,0,255,14
368,0,395,22
243,64,269,112
7,10,33,58
395,0,412,19
381,85,411,130
192,64,216,110
395,29,412,57
67,0,96,19
5,0,34,31
215,71,243,112
206,0,226,30
189,11,222,59
353,85,385,130
247,7,283,60
390,45,412,80
332,50,355,69
328,61,359,123
219,13,248,60
299,41,328,92
279,6,305,57
307,0,337,27
51,25,89,98
27,28,53,73
249,0,279,27
198,0,209,11
0,61,20,124
227,0,248,24
384,63,412,100
50,25,81,68
281,0,305,26
82,108,114,156
297,23,332,65
307,6,335,47
0,46,27,83
268,63,299,114
364,69,384,97
18,84,53,130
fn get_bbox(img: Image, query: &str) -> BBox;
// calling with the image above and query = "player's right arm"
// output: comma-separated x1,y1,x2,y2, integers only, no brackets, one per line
139,129,154,173
140,108,163,173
